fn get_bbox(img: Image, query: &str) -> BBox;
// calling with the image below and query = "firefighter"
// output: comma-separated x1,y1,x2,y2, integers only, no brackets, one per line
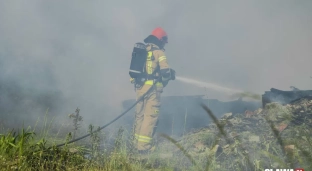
132,27,175,154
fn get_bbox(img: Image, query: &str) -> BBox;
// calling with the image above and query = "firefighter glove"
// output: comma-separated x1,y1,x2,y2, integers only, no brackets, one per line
162,80,169,87
170,69,176,80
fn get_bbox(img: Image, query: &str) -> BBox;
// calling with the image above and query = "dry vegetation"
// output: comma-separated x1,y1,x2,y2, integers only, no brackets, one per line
1,97,312,171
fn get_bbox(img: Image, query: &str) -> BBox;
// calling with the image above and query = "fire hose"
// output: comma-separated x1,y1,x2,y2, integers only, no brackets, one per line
52,81,157,148
45,68,175,150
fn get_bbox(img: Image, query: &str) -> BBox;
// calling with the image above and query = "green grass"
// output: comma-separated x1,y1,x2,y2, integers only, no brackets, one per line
1,100,312,171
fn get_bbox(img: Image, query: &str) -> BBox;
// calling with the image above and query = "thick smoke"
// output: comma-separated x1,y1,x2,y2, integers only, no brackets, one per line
0,0,311,129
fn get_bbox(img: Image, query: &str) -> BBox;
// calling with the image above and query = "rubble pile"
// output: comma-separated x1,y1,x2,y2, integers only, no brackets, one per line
262,88,312,107
159,97,312,169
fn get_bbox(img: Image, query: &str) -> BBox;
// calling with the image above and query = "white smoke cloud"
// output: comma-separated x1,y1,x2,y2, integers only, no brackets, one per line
0,0,311,127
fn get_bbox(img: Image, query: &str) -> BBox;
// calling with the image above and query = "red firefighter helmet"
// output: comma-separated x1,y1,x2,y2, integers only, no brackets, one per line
151,27,168,43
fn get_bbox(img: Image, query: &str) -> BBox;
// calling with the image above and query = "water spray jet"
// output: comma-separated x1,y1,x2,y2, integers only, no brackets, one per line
175,76,243,94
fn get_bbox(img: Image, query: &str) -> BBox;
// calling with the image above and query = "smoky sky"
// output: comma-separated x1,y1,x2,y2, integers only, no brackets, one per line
0,0,311,126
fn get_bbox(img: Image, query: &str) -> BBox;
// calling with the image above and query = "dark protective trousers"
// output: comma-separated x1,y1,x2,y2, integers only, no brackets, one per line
133,83,162,151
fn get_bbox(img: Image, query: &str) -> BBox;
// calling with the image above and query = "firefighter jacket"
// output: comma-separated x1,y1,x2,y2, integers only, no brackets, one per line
144,43,172,89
